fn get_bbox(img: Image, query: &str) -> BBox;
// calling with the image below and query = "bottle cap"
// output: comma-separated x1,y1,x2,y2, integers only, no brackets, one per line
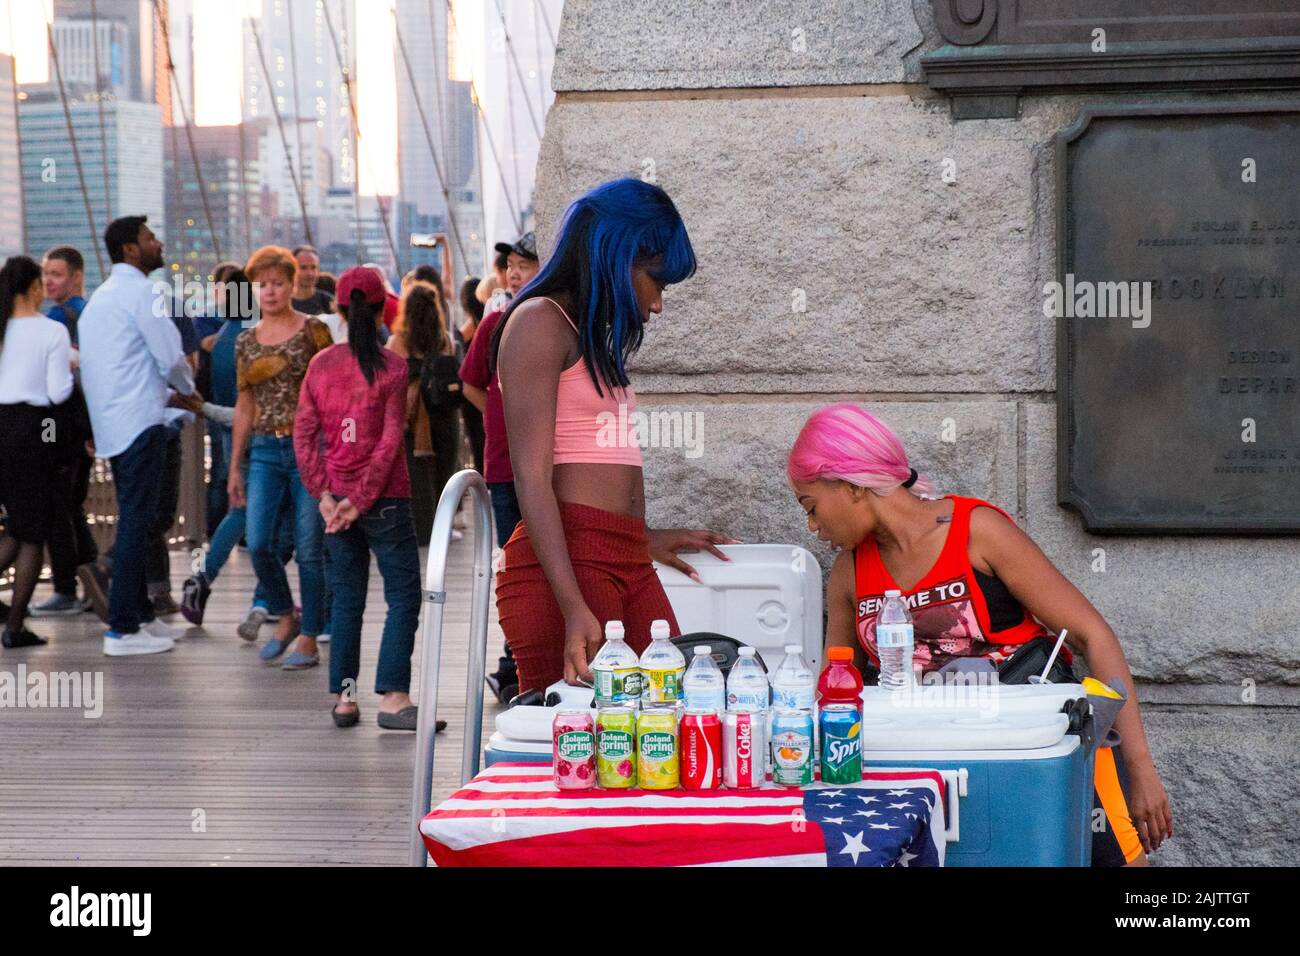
693,645,712,656
738,646,755,656
650,619,671,641
604,620,625,640
885,589,901,598
828,646,854,662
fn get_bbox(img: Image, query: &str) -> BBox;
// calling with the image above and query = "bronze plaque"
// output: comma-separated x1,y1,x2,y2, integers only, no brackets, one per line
1057,104,1300,532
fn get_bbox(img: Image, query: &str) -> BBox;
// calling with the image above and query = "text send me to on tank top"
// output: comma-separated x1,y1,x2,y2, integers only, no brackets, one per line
853,496,1049,674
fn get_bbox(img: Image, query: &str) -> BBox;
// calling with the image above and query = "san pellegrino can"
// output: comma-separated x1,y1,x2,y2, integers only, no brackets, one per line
636,707,680,790
818,703,862,785
770,708,815,787
596,706,638,788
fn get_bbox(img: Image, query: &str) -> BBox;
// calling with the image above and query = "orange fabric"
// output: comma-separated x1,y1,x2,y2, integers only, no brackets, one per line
496,501,679,694
1094,745,1144,864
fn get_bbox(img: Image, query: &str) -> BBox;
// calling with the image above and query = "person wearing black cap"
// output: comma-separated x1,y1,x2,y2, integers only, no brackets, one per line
460,231,538,702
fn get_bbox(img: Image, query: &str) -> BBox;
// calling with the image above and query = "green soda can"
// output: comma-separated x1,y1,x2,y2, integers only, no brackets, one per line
819,704,863,785
596,706,638,789
637,707,680,790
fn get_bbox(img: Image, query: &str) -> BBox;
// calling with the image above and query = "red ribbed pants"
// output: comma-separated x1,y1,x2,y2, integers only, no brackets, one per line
496,501,680,694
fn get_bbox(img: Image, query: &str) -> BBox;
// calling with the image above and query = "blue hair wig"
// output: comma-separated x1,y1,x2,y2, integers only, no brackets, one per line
493,177,696,394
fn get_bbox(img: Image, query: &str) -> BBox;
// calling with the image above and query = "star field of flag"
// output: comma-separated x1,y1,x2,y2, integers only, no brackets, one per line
803,786,941,867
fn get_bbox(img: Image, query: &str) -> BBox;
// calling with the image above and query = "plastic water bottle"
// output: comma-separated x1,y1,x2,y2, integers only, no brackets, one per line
591,620,643,708
639,619,686,709
726,647,770,712
877,589,916,690
770,644,816,713
682,646,726,713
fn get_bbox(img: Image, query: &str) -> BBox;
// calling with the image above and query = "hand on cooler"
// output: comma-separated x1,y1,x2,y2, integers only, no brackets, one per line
647,528,740,583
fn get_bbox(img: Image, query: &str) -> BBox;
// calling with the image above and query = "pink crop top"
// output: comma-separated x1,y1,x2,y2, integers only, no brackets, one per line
543,297,643,467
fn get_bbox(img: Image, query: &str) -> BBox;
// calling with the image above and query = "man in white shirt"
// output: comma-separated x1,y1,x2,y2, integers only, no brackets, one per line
78,216,197,657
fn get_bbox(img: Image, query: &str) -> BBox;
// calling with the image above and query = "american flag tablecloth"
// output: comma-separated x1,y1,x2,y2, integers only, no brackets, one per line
420,763,947,867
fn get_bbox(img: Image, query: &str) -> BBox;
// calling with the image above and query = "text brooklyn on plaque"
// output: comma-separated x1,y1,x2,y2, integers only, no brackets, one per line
1057,104,1300,533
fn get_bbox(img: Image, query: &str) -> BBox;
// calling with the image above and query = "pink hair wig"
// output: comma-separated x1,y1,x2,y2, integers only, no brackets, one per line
786,403,935,497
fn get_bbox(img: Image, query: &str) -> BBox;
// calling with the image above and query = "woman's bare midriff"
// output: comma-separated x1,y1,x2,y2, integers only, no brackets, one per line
553,463,645,519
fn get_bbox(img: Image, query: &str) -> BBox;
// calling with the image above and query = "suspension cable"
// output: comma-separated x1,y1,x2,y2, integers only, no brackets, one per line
250,15,315,247
45,20,107,279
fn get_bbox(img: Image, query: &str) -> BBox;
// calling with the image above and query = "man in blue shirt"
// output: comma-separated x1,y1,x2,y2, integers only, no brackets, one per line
78,216,196,657
30,247,98,618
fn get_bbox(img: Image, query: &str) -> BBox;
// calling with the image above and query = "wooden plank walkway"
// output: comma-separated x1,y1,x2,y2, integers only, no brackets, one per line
0,538,507,866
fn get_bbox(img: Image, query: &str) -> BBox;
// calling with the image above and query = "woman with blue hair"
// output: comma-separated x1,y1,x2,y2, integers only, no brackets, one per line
493,178,735,693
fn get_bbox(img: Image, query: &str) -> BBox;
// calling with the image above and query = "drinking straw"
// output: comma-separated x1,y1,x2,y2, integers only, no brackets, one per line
1032,629,1069,684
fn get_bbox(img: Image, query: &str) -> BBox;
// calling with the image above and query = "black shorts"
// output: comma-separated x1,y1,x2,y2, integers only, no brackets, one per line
0,403,60,544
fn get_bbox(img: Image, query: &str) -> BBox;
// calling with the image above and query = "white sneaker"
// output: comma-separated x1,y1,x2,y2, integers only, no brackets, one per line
141,618,186,640
316,632,331,645
451,529,464,541
103,632,176,657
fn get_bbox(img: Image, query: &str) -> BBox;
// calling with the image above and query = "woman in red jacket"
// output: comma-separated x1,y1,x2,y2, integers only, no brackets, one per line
294,266,441,733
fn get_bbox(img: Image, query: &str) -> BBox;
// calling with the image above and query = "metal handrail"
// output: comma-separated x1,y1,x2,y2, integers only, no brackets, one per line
408,469,494,867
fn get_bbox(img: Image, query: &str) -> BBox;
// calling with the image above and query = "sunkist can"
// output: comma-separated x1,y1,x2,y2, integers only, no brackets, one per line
553,709,596,790
680,710,722,790
770,708,815,787
723,710,767,789
637,707,680,790
596,706,637,789
819,703,862,785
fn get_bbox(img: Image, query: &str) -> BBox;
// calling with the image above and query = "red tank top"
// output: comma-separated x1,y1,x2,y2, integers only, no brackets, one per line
853,496,1049,673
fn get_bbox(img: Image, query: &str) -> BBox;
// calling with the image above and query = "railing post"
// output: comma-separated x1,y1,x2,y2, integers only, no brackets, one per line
409,469,494,867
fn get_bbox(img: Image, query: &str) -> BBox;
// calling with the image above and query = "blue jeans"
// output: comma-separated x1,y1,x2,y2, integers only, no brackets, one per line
488,481,521,549
246,435,325,636
107,425,164,634
205,503,292,610
325,498,421,695
206,421,231,537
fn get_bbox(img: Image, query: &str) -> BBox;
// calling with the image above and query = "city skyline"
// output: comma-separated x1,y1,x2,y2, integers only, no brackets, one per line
1,0,559,286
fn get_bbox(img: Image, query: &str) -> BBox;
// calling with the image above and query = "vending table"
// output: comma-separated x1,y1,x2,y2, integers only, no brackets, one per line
420,762,947,867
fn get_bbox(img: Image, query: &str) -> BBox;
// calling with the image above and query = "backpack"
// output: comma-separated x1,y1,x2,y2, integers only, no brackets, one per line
418,352,465,413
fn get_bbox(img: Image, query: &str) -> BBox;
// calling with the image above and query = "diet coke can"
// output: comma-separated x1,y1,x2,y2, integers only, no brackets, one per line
680,710,722,790
723,710,767,790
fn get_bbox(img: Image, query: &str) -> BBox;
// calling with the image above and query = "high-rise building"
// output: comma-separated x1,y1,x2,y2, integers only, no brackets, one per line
318,187,396,280
56,0,167,112
244,0,354,189
20,95,165,290
38,17,133,100
259,116,332,226
477,0,560,247
164,121,265,282
395,0,484,278
0,54,24,260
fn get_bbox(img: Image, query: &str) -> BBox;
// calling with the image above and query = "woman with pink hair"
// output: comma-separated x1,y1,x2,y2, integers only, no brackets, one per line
787,402,1171,867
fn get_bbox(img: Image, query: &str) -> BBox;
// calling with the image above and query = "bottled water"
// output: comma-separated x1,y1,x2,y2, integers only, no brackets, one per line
591,620,643,708
877,589,916,690
726,647,770,713
682,646,726,713
639,619,686,709
770,644,816,713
